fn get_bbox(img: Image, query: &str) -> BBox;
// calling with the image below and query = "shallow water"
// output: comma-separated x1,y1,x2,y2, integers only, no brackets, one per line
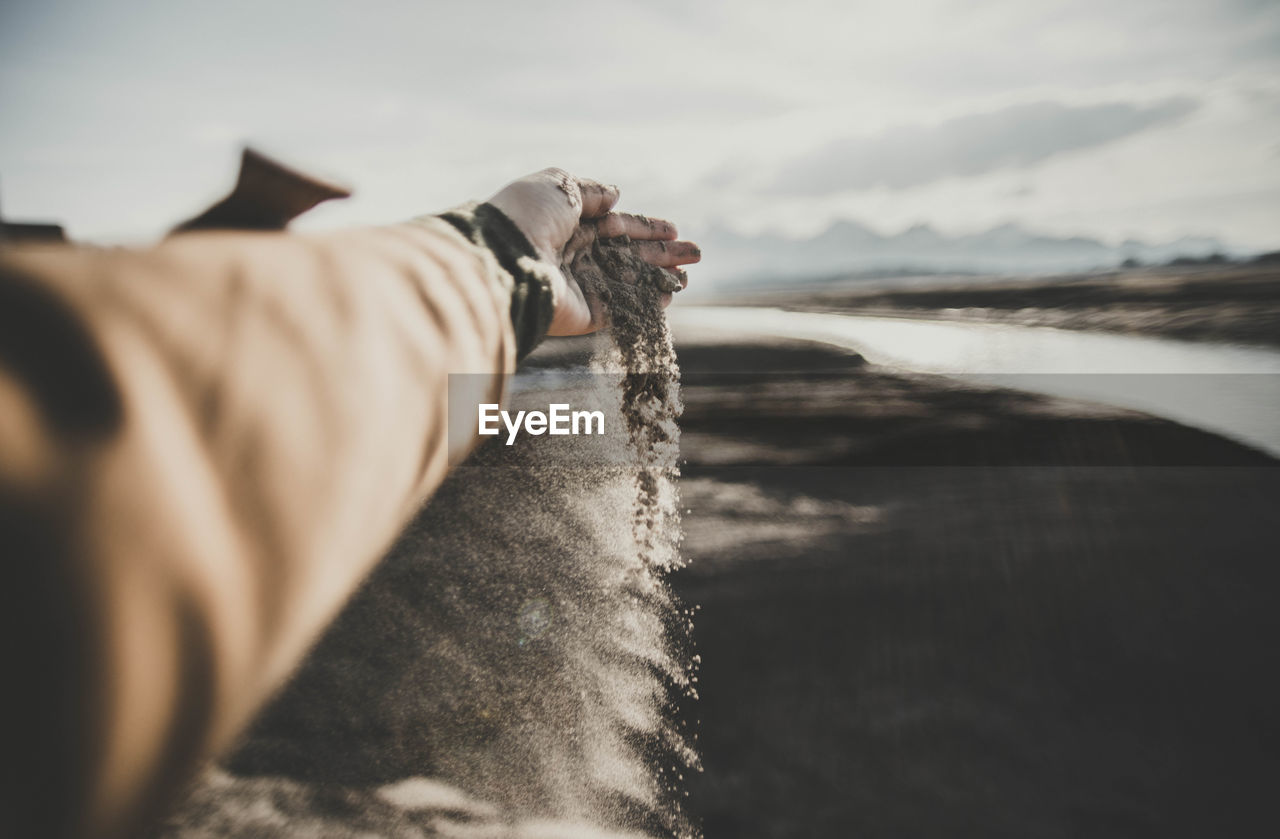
672,306,1280,457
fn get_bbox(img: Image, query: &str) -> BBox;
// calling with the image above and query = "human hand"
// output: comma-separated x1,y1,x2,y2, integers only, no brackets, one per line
487,168,700,336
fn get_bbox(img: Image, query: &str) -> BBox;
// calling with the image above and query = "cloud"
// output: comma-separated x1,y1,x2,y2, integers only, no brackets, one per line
768,97,1199,194
465,79,795,125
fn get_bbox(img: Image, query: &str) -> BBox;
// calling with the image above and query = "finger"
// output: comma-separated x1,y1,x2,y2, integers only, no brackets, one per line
666,267,689,291
563,224,597,259
563,214,667,262
660,291,674,309
633,239,702,267
594,212,678,241
651,267,685,294
577,178,620,219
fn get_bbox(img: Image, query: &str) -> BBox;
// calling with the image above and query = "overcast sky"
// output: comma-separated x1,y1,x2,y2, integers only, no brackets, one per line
2,0,1278,251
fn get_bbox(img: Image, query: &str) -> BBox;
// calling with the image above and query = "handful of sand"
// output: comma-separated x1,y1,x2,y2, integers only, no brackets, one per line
564,234,685,545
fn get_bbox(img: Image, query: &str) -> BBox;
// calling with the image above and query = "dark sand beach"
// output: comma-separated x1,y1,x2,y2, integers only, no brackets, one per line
723,262,1280,349
670,329,1280,837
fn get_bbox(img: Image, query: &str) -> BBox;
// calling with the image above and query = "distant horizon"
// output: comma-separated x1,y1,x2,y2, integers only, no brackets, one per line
699,213,1265,252
4,179,1260,254
692,210,1268,286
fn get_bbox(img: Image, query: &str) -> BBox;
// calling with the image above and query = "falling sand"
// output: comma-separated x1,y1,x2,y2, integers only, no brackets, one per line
161,237,700,837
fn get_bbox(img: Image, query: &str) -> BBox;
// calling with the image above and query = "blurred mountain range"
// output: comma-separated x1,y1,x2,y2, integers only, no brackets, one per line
697,219,1246,285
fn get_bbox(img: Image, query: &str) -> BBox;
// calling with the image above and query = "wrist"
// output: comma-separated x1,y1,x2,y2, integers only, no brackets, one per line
435,202,558,361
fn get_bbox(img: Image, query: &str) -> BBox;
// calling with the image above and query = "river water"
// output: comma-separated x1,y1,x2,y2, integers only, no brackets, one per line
670,306,1280,458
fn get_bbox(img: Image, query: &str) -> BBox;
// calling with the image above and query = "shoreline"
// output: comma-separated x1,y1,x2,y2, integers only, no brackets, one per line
708,263,1280,350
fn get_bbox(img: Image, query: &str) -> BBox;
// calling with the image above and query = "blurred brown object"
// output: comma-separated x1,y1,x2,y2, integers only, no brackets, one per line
171,147,351,233
0,189,66,244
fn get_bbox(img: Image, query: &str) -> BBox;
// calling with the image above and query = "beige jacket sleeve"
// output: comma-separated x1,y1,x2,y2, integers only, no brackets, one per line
0,212,548,838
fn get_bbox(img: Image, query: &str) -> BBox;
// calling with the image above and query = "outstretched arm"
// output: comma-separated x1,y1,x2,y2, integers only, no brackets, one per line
0,169,697,839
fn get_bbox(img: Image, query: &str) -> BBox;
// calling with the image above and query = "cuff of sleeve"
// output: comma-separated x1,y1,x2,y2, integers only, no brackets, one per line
435,202,557,361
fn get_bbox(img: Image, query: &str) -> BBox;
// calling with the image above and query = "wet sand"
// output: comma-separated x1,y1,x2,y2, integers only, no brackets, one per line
720,263,1280,348
669,335,1280,837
